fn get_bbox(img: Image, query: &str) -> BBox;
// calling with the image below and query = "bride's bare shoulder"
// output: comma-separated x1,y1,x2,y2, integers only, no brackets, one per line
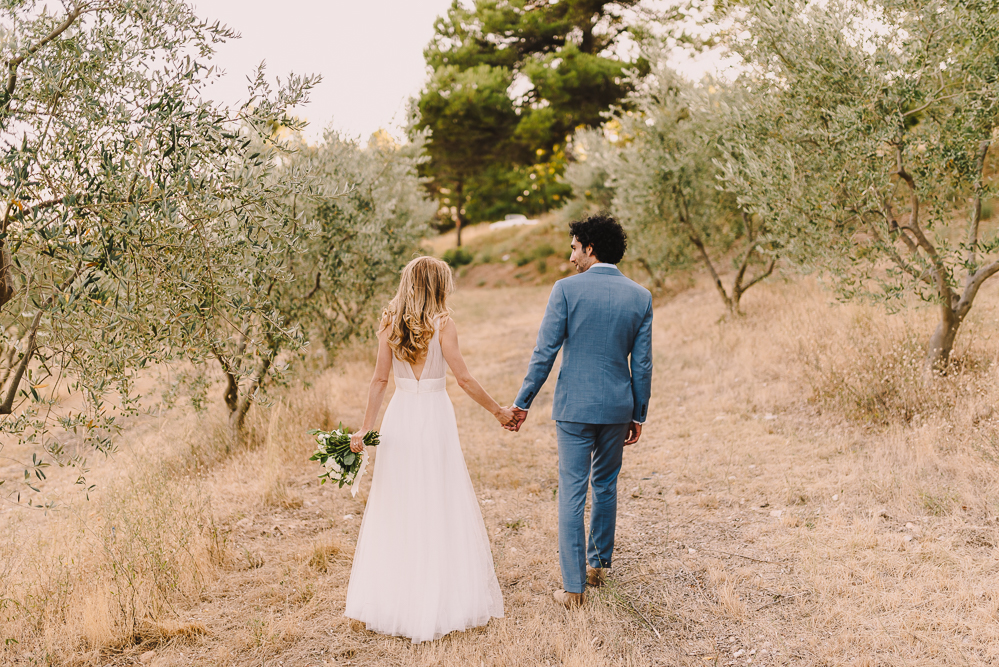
439,316,459,342
376,314,392,339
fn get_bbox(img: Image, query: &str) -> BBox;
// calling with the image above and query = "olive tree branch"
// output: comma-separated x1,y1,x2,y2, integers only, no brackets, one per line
956,258,999,320
304,272,322,300
675,185,731,310
965,140,990,277
857,194,933,287
1,3,104,116
901,91,968,119
742,256,776,292
0,264,84,414
894,146,954,305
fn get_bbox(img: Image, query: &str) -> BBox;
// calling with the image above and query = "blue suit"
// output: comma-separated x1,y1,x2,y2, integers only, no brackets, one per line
515,264,653,593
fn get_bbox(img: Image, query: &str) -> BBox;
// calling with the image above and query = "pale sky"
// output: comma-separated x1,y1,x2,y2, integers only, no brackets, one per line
191,0,456,142
188,1,732,144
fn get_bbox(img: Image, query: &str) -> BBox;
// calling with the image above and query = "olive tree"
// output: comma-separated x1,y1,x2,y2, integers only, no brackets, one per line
721,0,999,370
569,65,775,313
0,0,317,501
200,130,433,444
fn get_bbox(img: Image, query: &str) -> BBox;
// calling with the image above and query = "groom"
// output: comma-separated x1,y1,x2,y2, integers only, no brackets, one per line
507,214,653,607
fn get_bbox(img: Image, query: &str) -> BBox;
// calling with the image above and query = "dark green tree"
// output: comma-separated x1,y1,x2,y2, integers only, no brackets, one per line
413,64,519,246
413,0,647,241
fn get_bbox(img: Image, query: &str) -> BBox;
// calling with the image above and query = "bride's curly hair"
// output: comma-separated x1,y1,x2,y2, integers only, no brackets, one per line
382,256,454,364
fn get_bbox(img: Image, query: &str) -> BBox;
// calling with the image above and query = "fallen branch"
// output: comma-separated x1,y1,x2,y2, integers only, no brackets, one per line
624,598,662,639
710,549,779,565
607,590,662,639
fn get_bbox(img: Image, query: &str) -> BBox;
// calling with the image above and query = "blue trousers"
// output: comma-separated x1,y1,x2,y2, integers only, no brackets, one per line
555,421,630,594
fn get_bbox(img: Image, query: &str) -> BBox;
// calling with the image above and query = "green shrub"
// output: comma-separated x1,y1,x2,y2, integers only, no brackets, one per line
536,257,548,273
533,243,556,259
515,254,532,267
443,247,474,267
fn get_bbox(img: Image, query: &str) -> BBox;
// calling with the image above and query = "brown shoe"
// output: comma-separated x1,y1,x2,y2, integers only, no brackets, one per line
553,589,585,607
587,566,608,587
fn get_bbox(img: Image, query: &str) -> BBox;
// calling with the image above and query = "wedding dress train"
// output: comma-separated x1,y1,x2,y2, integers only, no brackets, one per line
344,327,504,643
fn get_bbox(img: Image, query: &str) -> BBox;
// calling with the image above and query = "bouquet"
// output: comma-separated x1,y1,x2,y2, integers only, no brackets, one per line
308,424,380,497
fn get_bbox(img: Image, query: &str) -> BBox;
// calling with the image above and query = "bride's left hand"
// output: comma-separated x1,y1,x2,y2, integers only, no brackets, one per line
350,431,367,453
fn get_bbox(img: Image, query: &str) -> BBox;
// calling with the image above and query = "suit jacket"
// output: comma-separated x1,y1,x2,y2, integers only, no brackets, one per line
515,265,653,424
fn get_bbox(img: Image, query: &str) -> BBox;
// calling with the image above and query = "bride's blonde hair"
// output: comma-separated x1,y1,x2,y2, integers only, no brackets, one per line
383,256,454,364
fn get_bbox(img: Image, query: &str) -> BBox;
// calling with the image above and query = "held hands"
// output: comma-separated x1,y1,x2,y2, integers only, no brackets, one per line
502,406,528,432
350,430,367,453
492,406,527,431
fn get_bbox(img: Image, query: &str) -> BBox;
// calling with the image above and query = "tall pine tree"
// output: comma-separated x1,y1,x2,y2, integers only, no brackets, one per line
413,0,646,244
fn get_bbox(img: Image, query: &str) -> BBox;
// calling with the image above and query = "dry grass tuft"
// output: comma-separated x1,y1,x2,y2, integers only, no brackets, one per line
697,493,719,509
798,308,995,427
132,619,209,647
305,536,348,573
716,581,747,619
262,479,303,510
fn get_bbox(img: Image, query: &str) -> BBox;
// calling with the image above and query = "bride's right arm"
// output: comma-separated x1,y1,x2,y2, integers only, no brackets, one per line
440,318,515,427
351,326,393,452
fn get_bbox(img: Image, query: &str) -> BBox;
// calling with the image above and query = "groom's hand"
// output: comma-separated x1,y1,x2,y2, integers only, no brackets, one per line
507,407,528,432
624,422,642,446
501,407,519,431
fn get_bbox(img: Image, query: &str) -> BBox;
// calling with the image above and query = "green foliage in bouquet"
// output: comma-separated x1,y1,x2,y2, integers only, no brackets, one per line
308,424,380,490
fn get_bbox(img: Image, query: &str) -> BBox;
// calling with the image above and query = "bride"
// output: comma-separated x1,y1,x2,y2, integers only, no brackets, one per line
344,256,510,643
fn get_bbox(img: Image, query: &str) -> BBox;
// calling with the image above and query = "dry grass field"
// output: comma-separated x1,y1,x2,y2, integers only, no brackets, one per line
4,259,999,666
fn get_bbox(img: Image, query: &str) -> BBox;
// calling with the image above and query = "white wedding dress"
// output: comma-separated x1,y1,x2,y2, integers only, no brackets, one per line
344,326,504,643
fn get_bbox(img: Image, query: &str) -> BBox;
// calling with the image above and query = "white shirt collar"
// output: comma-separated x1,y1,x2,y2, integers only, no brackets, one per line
591,262,617,270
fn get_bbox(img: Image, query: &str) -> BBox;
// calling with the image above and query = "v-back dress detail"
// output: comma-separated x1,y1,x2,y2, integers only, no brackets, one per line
344,327,504,643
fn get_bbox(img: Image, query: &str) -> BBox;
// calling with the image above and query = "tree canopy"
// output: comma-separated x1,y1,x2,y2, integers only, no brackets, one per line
717,0,999,369
413,0,648,242
0,0,431,503
567,68,775,313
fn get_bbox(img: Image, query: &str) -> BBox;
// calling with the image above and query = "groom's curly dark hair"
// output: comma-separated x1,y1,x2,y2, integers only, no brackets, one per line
568,214,628,265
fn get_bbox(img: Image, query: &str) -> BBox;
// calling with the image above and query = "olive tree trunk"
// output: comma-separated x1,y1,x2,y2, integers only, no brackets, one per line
216,339,275,451
875,143,998,373
678,197,775,315
454,180,465,247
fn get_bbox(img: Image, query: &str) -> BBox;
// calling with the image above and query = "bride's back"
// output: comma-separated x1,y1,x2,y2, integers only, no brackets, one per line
392,319,447,382
382,257,453,386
